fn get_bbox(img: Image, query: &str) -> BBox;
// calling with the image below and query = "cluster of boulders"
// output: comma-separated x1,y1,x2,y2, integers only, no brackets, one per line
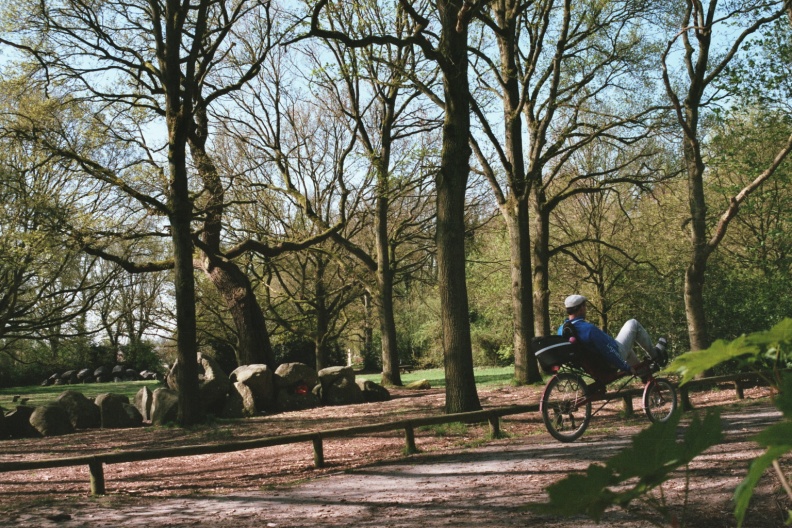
41,366,162,386
0,390,147,439
164,355,391,420
0,356,391,439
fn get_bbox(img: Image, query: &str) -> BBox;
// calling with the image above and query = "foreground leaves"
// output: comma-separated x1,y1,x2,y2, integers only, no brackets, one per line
527,409,722,523
664,318,792,386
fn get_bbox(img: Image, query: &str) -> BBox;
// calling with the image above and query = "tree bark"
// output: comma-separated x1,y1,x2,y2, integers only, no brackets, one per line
164,0,201,427
191,106,275,369
504,201,539,383
491,0,540,384
437,0,481,414
203,258,275,367
530,185,552,338
377,248,401,385
375,131,401,386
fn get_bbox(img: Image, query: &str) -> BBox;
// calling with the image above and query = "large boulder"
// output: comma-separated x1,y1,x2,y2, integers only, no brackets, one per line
94,366,111,383
124,369,141,381
95,393,132,428
111,365,125,382
167,354,229,415
273,362,321,412
230,364,275,411
4,406,37,438
30,402,74,437
76,368,94,383
134,386,154,422
139,370,158,381
198,354,229,414
61,370,79,385
222,381,258,418
57,390,101,429
357,379,391,403
317,366,355,388
405,379,432,390
274,386,321,412
150,388,179,426
318,366,364,406
274,362,319,390
122,403,143,427
324,376,364,406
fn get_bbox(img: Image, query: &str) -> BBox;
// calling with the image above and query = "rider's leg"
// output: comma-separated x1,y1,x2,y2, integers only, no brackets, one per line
615,319,655,361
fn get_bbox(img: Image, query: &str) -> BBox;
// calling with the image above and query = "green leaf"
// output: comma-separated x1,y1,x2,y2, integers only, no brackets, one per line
607,411,683,481
528,463,616,521
664,317,792,385
744,319,792,349
528,410,723,522
754,422,792,447
664,336,758,385
734,445,792,527
680,410,724,464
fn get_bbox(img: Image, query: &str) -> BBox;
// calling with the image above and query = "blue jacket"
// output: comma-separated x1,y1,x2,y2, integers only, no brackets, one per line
557,317,631,372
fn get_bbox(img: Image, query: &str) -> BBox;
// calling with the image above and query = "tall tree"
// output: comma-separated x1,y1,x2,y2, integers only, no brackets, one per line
308,0,481,412
0,137,112,357
660,0,792,351
470,0,664,383
0,0,281,424
265,243,363,372
302,2,441,386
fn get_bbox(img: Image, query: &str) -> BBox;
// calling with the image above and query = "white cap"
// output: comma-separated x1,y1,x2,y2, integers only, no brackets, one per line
564,294,587,308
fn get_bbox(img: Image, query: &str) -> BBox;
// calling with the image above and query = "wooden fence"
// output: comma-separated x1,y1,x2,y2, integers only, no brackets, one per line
0,370,776,496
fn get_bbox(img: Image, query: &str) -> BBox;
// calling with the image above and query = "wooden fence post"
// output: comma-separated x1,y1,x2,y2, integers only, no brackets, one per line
89,458,105,496
680,386,693,412
488,413,502,439
735,380,745,399
404,423,418,454
622,396,634,417
312,434,324,468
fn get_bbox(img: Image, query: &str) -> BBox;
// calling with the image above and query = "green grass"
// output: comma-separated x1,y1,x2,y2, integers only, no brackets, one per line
357,366,518,388
0,380,162,409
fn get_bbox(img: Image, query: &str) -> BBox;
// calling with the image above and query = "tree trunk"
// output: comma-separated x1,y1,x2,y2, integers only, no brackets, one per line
169,146,202,427
437,0,481,414
203,259,275,367
683,110,711,351
492,0,539,384
191,109,275,369
530,186,552,338
376,176,402,386
314,273,329,372
362,291,375,369
164,0,201,427
504,201,540,383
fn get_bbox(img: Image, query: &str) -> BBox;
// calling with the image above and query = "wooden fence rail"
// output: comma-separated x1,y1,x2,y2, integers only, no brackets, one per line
0,369,779,496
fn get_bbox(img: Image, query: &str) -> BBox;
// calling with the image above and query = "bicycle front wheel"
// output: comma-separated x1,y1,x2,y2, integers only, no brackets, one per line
540,373,591,442
643,378,677,423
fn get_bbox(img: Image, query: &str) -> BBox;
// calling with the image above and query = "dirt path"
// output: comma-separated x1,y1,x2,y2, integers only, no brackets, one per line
2,397,786,528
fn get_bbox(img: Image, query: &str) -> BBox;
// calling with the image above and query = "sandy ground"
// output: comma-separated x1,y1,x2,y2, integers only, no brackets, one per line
0,384,788,527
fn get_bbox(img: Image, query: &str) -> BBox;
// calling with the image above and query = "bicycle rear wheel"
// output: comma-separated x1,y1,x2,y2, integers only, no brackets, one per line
540,373,591,442
643,378,677,423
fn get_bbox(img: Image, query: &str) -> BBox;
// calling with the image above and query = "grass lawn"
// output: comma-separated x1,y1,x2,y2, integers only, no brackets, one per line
356,366,518,388
0,380,162,410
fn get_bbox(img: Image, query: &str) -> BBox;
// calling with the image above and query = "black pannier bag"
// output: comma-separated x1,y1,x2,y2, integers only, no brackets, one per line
531,335,578,374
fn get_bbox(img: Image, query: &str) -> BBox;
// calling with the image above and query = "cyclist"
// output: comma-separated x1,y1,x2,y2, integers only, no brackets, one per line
558,294,667,375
